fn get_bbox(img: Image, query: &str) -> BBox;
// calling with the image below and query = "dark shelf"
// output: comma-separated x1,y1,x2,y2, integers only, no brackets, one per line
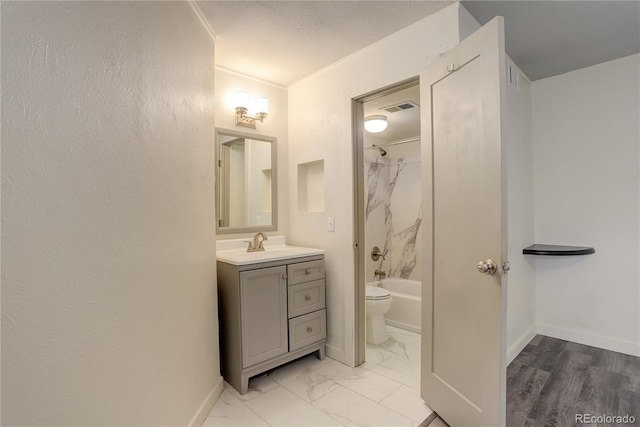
523,244,595,256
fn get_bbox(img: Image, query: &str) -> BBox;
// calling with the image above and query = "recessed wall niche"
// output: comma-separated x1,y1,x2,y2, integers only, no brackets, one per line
297,160,325,212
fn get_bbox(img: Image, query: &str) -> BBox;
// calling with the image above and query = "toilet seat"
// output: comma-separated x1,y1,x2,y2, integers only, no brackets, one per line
366,285,391,300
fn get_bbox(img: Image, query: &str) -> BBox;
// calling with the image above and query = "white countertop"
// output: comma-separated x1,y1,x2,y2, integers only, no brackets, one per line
216,236,324,266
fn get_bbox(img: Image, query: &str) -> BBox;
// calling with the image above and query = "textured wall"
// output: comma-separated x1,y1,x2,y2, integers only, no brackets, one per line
1,2,220,424
532,54,640,356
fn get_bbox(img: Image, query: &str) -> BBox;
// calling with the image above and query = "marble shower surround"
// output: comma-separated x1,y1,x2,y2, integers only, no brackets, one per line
365,154,422,281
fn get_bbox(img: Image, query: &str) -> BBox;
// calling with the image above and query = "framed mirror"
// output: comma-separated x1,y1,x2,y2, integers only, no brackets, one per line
215,128,277,234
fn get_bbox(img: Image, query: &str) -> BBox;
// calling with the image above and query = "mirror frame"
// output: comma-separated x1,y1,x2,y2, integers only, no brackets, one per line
215,127,278,234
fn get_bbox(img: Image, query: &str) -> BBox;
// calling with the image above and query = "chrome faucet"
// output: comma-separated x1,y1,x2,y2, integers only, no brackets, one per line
374,269,386,279
246,232,268,252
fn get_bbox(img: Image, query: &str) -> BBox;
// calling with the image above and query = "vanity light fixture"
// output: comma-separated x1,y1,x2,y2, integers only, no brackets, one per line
234,91,269,129
364,115,388,133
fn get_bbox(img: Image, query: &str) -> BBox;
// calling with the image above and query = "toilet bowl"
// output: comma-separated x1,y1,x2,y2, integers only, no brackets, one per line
365,285,393,345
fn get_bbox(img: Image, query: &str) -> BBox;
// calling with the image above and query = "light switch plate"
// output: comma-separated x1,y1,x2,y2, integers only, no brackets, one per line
327,216,335,232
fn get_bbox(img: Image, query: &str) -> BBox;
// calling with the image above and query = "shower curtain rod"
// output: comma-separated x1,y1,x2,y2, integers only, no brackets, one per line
365,136,420,150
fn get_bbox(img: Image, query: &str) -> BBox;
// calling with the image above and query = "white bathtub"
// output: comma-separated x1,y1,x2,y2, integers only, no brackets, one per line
368,278,421,334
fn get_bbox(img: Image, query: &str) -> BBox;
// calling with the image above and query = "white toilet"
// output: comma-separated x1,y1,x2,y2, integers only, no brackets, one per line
365,285,393,345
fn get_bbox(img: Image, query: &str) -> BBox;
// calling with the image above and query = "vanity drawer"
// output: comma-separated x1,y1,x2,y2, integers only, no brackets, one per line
287,260,325,285
289,309,326,351
288,280,325,318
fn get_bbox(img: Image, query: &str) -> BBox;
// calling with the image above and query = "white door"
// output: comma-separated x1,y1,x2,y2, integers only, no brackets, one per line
420,17,508,427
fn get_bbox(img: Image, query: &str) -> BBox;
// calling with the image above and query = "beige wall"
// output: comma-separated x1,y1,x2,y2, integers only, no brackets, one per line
214,69,289,240
1,2,221,424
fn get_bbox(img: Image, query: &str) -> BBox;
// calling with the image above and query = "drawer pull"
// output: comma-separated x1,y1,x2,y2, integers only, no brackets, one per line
282,274,288,280
305,295,312,301
305,269,311,275
307,327,313,333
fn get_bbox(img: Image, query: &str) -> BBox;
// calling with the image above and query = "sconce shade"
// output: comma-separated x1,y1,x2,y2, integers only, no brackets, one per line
365,115,388,133
255,98,269,115
234,92,249,109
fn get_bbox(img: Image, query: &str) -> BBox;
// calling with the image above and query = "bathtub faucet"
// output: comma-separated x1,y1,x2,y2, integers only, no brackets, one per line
374,269,386,279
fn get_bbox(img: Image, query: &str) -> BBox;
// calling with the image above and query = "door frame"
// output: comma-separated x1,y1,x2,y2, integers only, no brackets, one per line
351,77,420,366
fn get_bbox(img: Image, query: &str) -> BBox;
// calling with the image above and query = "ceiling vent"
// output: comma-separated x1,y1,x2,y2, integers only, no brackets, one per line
381,101,419,113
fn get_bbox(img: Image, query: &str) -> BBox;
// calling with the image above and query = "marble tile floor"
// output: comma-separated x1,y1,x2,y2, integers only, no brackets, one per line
203,325,432,427
421,417,448,427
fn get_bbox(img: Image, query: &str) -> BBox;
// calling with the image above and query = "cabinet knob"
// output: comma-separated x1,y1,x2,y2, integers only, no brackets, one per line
282,274,288,280
305,269,311,275
306,327,313,333
305,295,312,301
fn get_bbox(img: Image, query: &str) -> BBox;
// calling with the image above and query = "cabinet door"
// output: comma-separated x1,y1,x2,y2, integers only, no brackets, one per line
240,266,288,368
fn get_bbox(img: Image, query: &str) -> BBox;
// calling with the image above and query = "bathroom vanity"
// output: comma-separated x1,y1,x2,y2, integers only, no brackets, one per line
216,237,326,394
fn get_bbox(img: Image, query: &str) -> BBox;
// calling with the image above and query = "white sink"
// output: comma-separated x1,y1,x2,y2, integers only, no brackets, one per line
216,237,324,265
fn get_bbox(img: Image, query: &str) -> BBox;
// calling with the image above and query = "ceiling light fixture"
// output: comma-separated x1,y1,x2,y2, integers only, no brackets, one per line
364,115,388,133
234,92,269,129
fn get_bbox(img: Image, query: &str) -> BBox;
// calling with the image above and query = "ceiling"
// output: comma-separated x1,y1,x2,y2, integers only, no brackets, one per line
195,1,639,86
363,85,421,143
461,1,640,81
195,1,454,86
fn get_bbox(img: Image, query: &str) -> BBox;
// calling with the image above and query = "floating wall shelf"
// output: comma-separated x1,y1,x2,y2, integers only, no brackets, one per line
523,244,595,256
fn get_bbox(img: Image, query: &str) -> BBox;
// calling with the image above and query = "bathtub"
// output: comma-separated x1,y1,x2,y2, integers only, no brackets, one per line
368,277,421,334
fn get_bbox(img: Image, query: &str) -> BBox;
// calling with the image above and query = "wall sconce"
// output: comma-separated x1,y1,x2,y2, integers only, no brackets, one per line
234,92,269,129
364,115,388,133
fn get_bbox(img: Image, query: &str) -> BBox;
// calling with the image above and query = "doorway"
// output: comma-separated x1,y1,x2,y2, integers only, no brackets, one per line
352,78,426,405
352,17,509,427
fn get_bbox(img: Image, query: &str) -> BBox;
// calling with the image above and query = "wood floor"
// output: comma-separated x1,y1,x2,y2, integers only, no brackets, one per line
507,335,640,426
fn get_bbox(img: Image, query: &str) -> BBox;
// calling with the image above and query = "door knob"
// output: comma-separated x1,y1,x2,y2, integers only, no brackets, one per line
477,259,498,275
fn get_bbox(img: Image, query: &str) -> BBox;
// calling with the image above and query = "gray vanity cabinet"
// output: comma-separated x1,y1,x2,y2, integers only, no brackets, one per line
239,266,288,367
217,254,326,394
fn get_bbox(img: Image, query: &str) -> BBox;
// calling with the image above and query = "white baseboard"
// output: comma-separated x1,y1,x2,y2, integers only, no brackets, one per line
385,319,421,334
537,324,640,357
188,376,224,427
507,324,538,365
